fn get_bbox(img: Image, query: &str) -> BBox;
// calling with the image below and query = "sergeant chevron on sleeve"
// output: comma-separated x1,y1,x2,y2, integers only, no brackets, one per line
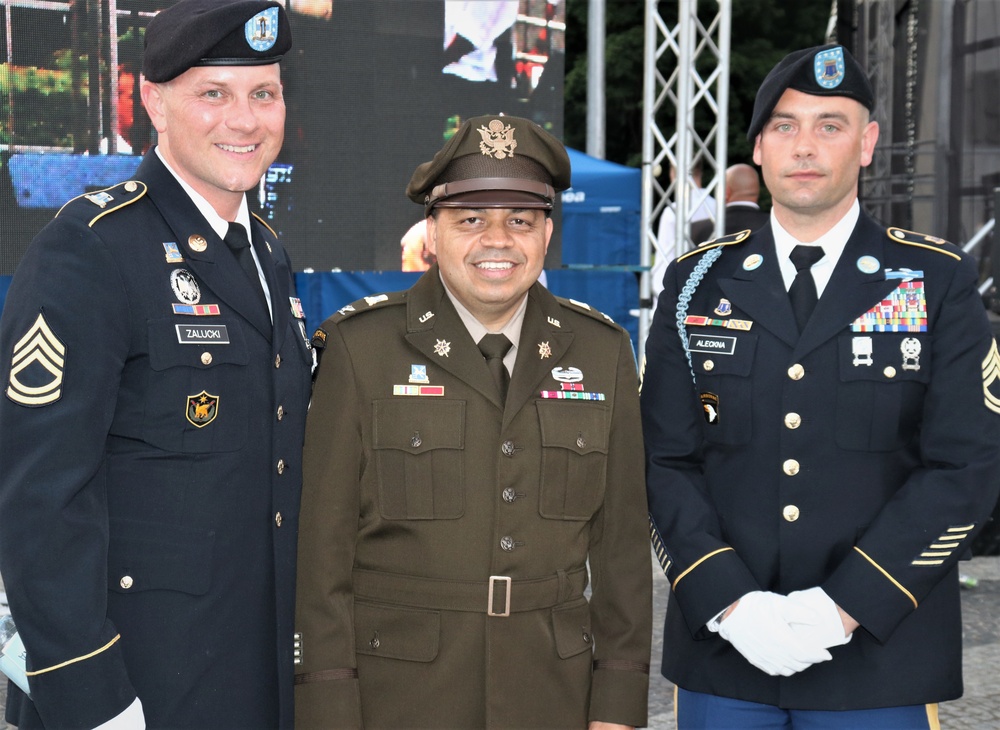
641,43,1000,729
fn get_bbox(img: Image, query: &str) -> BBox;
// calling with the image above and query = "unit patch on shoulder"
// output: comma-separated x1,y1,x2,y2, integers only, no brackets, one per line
981,339,1000,415
6,312,66,407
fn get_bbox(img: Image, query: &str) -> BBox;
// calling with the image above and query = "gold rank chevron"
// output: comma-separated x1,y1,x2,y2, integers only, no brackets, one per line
7,313,66,406
981,339,1000,415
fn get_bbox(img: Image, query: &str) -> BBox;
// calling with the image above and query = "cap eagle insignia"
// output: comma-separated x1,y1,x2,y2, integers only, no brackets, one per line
478,120,517,160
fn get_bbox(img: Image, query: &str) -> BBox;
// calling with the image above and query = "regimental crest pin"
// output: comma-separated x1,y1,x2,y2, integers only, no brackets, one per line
478,120,517,159
5,313,65,407
163,242,183,263
409,364,430,384
170,269,201,304
538,341,552,359
434,339,451,357
714,299,732,317
186,391,219,428
814,46,845,89
246,7,278,52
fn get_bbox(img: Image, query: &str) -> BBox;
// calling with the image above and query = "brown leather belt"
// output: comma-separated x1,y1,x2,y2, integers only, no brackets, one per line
352,568,588,617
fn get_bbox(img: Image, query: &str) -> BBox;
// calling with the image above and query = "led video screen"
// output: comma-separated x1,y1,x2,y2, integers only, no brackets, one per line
0,0,565,275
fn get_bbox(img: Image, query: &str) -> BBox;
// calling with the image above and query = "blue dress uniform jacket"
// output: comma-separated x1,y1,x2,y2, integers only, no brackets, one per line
0,151,312,729
642,211,1000,710
294,268,652,729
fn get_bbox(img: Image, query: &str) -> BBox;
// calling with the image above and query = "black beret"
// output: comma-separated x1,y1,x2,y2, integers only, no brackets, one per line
407,115,571,215
143,0,292,83
747,44,874,142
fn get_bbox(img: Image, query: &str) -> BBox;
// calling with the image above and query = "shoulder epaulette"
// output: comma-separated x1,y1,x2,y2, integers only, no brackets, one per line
251,211,278,238
329,291,407,323
676,229,751,263
56,180,147,228
886,227,961,261
556,296,619,328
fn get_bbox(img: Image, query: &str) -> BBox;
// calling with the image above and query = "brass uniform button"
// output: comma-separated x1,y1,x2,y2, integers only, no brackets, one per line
500,536,515,552
501,440,515,456
275,512,283,527
784,413,801,429
120,575,134,590
703,360,715,372
201,352,212,365
276,405,284,421
276,459,286,475
411,433,422,448
782,459,800,476
274,354,282,368
783,505,800,522
787,364,805,380
576,435,587,449
502,487,517,503
124,181,138,193
884,366,897,378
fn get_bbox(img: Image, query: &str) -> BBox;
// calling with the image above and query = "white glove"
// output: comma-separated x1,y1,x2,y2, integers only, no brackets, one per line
785,587,853,649
717,591,832,676
92,697,145,730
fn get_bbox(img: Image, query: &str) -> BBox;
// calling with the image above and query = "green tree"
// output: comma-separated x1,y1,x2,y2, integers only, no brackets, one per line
564,0,834,169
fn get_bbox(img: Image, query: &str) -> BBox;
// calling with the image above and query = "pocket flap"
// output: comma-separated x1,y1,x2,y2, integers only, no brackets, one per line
552,599,593,659
354,601,440,662
108,520,214,595
538,402,609,455
372,399,464,454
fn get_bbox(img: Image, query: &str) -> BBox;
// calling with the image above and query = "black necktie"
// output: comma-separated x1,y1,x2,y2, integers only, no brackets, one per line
478,334,512,401
788,245,825,332
224,223,267,309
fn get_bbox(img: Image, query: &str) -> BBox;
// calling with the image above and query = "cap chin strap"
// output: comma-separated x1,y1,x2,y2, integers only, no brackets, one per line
425,177,555,210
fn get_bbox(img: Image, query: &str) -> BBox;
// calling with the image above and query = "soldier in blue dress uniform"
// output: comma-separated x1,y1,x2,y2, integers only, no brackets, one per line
642,44,1000,728
0,1,310,727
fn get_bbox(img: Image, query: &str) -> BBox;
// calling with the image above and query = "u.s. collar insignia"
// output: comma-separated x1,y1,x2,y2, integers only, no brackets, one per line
419,311,435,323
478,119,517,159
857,255,880,274
547,316,561,328
163,242,183,263
187,234,208,253
538,342,552,359
409,364,430,384
186,391,219,428
170,269,201,304
434,339,451,357
814,46,845,89
714,299,732,317
6,313,65,407
552,366,584,383
245,7,278,51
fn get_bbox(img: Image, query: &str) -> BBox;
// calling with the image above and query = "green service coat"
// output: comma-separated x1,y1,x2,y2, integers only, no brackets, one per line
295,268,652,728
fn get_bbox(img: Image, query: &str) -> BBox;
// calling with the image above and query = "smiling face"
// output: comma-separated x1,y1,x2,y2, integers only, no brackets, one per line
426,207,552,329
753,87,879,239
141,63,285,220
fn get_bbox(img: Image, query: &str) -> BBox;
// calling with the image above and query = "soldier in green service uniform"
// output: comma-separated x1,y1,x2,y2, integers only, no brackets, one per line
295,114,652,729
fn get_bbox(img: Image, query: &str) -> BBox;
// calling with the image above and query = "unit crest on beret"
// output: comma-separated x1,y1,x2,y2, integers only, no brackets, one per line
56,180,148,227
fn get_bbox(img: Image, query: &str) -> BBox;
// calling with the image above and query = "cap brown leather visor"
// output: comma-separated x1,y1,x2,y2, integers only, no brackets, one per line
425,177,555,214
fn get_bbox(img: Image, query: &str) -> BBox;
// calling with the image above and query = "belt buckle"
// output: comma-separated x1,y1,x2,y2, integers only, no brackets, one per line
487,575,511,617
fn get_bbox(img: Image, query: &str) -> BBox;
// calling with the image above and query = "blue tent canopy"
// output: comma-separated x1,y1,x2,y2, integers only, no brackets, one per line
561,148,641,267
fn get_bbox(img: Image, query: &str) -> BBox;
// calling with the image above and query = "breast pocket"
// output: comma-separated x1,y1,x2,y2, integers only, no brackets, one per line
836,332,930,451
689,330,757,445
372,399,465,520
537,401,609,520
144,317,250,453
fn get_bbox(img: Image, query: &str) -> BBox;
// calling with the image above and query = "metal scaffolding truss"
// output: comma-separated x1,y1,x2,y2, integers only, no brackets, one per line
639,0,731,356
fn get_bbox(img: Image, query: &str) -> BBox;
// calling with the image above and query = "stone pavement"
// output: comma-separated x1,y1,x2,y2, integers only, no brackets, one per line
647,554,1000,729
